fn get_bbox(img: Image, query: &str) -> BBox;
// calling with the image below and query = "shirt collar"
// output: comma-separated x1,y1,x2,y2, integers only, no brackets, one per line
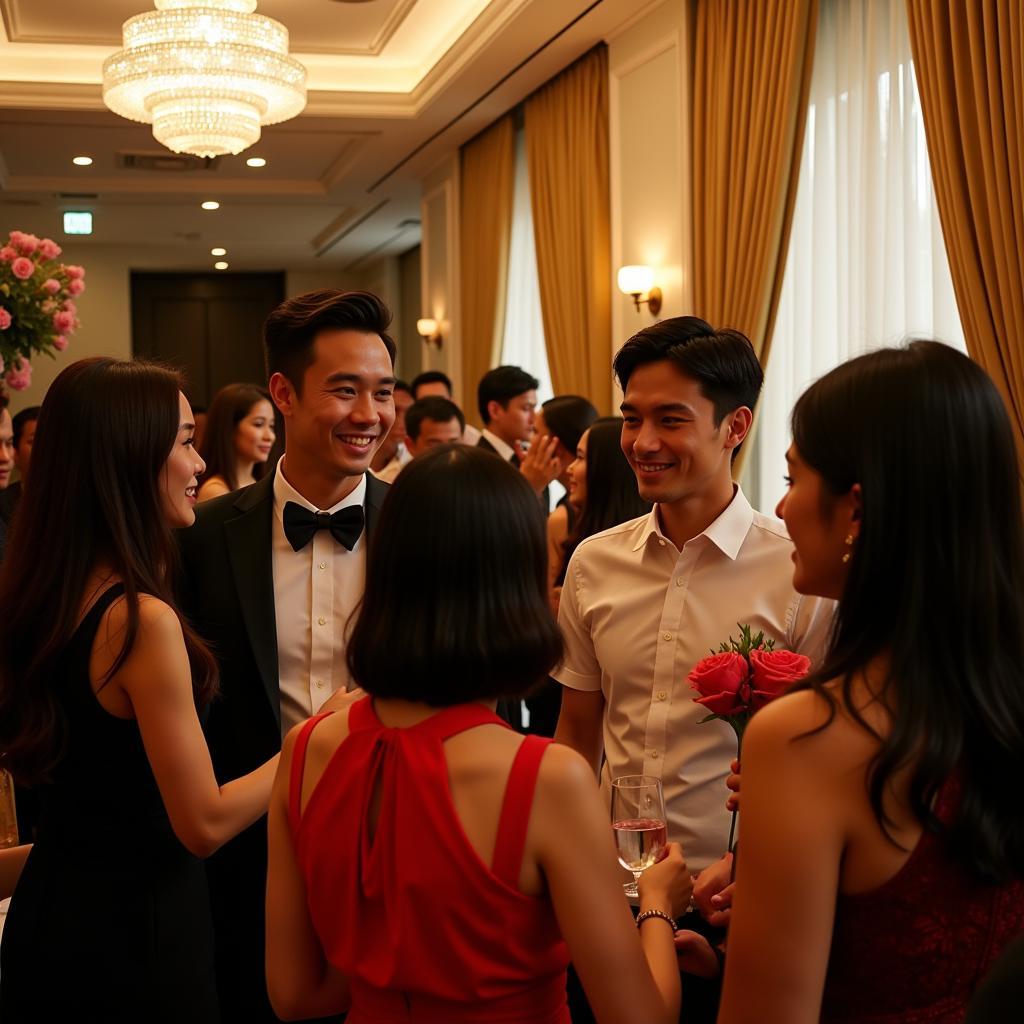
273,459,367,519
481,428,516,463
633,485,754,561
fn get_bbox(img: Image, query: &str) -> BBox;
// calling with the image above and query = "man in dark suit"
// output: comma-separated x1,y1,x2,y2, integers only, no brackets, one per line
179,289,397,1023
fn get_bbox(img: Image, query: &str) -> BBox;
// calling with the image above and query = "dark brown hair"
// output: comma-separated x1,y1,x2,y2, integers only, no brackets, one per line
347,444,563,704
264,290,396,394
0,357,218,785
200,383,273,491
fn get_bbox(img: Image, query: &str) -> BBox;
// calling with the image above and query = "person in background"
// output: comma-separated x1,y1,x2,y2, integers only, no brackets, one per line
265,444,693,1024
716,342,1024,1023
191,404,209,454
0,401,13,561
370,379,414,480
404,397,465,458
197,384,276,502
0,405,39,528
536,395,598,593
0,358,278,1022
412,369,480,445
528,417,651,739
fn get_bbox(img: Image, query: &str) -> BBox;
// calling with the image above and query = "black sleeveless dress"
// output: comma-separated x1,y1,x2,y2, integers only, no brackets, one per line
0,585,219,1022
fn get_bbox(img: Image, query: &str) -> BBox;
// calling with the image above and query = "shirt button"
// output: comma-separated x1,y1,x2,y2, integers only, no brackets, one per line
315,679,324,689
658,539,666,547
662,632,672,641
319,562,327,570
650,750,660,759
676,577,685,586
657,690,667,701
317,616,326,626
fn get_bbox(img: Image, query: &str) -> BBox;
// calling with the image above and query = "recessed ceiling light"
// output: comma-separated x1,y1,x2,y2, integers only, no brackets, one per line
214,261,229,270
246,157,266,168
211,247,227,256
201,200,220,210
72,156,93,166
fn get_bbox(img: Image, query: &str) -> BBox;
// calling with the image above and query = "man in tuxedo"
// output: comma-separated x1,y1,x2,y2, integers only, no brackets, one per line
178,289,397,1023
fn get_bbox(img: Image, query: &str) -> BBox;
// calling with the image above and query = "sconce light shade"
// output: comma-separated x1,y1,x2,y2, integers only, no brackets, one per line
617,265,662,316
417,317,442,347
617,265,655,296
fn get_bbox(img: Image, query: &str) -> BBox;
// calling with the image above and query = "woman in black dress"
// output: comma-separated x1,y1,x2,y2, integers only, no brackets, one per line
0,358,279,1021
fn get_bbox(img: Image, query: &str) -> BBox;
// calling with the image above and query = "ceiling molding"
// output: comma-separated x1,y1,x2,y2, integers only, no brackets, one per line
319,135,375,190
313,199,388,257
0,0,418,56
3,175,327,196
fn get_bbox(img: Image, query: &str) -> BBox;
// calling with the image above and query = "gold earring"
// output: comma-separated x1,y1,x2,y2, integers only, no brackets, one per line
841,533,854,564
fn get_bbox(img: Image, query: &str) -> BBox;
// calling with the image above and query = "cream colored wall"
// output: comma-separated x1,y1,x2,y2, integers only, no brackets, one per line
5,247,412,413
608,0,693,408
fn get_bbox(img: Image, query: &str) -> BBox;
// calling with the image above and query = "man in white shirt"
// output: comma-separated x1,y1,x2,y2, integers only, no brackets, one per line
179,288,397,1024
554,316,833,1023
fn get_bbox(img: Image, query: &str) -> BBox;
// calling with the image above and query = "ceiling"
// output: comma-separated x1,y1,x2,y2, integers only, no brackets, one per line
0,0,656,273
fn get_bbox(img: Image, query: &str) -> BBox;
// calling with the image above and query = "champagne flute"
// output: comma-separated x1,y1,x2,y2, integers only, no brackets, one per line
611,775,667,898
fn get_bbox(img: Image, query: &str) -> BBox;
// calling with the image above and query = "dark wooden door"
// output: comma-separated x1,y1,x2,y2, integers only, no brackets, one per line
131,272,285,405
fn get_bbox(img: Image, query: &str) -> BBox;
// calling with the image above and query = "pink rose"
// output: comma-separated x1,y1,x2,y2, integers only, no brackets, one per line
0,308,10,330
9,231,38,255
0,246,15,262
749,648,811,709
53,334,69,351
65,265,85,280
53,310,75,333
68,279,85,296
689,652,751,716
11,256,34,280
37,238,61,260
62,299,77,315
5,357,32,391
43,278,61,295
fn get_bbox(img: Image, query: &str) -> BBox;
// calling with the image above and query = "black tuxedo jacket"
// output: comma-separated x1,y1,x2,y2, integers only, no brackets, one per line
177,470,388,1023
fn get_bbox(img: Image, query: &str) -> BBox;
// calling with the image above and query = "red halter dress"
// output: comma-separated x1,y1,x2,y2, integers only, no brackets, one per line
289,697,570,1024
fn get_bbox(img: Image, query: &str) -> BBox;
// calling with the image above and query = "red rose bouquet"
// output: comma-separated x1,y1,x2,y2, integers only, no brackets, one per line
688,624,810,862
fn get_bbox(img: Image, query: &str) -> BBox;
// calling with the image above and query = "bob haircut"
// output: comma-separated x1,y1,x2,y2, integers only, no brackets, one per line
791,340,1024,883
200,382,273,491
541,395,598,454
347,444,563,705
0,357,218,784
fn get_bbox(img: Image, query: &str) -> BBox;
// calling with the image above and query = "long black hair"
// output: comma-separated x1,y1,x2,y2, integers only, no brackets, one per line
791,341,1024,882
557,417,651,585
0,357,218,785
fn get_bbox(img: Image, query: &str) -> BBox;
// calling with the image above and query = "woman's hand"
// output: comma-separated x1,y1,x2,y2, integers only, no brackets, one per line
519,435,563,495
726,757,740,812
675,930,723,979
637,842,692,919
693,852,734,927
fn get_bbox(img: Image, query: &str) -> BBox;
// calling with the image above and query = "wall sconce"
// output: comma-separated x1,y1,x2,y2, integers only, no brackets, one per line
617,265,662,316
417,317,442,347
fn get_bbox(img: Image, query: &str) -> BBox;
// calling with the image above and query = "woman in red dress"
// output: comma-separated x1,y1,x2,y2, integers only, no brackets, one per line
266,444,693,1024
716,342,1024,1023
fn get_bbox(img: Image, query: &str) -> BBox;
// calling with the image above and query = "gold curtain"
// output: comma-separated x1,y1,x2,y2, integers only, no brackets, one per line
906,0,1024,468
691,0,817,364
525,47,612,410
459,115,515,426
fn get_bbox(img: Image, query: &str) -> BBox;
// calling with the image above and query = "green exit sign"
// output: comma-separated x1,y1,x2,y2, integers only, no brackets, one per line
63,211,93,235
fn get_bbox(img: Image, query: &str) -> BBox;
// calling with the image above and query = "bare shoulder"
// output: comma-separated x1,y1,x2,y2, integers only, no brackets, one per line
98,592,182,643
548,504,569,532
198,476,230,501
535,741,601,799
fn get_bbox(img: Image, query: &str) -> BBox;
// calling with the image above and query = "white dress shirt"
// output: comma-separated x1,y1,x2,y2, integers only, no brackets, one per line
555,486,834,871
480,428,517,463
272,462,367,735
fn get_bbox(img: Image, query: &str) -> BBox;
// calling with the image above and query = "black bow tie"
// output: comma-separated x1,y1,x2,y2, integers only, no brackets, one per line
283,501,364,553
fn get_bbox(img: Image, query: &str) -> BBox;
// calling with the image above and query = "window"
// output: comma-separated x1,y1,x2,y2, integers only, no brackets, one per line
745,0,965,512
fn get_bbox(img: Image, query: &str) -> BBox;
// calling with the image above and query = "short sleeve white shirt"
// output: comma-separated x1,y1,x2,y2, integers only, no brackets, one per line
555,486,834,870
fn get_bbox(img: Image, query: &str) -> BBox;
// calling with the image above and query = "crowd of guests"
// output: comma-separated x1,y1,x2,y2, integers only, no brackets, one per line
0,287,1021,1023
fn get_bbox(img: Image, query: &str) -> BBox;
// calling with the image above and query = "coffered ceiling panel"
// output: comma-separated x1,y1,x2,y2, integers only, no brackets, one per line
0,0,420,55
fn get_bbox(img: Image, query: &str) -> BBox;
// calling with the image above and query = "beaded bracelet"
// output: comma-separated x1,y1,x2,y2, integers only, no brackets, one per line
635,908,677,933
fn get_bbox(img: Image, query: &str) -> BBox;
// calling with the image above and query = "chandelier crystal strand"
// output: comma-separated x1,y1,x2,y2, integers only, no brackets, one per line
102,0,306,158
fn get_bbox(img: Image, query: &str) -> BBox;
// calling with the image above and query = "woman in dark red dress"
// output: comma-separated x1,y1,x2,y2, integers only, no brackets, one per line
266,445,693,1024
716,342,1024,1022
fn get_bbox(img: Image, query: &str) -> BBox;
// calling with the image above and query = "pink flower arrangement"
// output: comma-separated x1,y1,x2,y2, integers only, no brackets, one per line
0,229,85,394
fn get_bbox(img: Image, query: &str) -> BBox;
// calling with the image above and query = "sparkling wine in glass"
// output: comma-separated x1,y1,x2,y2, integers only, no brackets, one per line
611,775,667,898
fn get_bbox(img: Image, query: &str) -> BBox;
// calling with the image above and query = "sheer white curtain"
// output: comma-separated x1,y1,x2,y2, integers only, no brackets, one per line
499,127,554,403
746,0,965,512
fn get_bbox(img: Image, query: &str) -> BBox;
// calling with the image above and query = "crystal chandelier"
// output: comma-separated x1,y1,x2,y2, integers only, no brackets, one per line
102,0,307,159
